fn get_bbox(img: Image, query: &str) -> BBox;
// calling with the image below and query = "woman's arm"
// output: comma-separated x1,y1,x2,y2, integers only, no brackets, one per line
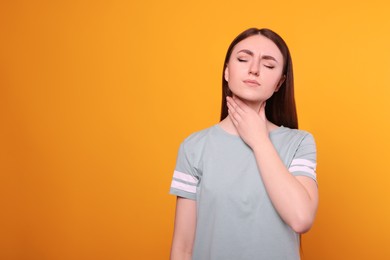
227,96,318,233
251,139,318,233
170,197,197,260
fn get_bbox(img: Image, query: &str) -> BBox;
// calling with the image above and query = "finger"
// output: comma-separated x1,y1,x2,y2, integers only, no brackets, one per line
226,99,234,112
227,102,242,122
232,96,250,113
226,97,237,114
228,96,246,114
228,110,239,126
226,96,236,109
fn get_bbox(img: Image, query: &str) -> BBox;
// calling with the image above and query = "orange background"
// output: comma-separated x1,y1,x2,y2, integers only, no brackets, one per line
1,0,390,259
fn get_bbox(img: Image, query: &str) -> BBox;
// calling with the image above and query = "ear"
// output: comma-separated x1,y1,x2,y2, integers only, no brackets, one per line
275,75,286,92
224,66,229,82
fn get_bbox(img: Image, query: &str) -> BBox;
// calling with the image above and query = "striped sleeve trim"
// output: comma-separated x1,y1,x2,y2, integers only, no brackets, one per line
290,159,316,168
173,170,198,184
171,180,197,193
170,170,198,194
289,159,317,178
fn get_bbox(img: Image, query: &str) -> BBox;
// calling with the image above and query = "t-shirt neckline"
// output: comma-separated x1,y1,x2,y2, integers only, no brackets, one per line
214,124,285,139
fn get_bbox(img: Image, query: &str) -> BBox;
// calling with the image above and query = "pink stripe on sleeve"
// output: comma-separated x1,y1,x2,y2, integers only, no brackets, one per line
289,165,317,177
290,159,316,168
173,170,198,184
171,180,197,193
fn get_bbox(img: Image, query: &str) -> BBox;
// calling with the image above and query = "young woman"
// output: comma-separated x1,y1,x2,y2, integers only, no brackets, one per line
169,28,318,260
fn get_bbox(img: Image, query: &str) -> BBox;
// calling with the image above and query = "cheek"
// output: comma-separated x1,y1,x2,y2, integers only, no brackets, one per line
228,68,244,85
266,72,283,86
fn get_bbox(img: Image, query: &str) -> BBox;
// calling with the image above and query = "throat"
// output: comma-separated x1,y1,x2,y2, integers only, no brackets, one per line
218,117,280,135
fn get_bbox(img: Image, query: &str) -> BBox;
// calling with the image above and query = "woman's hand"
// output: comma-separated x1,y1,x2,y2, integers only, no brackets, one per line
226,96,269,149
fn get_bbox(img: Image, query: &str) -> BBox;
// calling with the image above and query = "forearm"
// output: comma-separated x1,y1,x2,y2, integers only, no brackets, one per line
170,234,193,260
170,197,196,260
252,138,317,233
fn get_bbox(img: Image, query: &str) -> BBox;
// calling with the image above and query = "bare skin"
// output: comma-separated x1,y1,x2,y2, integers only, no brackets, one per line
170,197,196,260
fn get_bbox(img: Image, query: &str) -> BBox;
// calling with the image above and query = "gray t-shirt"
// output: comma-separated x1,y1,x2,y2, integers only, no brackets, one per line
170,124,317,260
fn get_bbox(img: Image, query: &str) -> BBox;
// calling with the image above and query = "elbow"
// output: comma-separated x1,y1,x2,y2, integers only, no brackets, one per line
291,222,312,234
289,213,315,234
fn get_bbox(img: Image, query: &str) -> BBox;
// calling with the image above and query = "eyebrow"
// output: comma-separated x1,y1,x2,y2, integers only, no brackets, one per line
237,49,279,63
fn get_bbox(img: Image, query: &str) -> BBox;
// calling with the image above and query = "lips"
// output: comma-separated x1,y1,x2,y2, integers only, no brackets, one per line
243,79,260,86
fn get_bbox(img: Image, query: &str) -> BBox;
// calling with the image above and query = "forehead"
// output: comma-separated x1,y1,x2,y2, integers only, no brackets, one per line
232,35,283,60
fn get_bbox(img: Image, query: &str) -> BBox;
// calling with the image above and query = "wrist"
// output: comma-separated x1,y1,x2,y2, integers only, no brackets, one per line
253,134,273,150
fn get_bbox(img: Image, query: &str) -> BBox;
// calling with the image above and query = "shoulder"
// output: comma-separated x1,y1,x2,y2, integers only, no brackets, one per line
274,126,315,141
271,126,316,151
182,125,215,145
179,125,216,153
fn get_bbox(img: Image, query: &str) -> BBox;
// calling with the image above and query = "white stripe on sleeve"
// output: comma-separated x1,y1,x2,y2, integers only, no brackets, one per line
290,159,316,168
173,170,198,184
289,165,316,177
171,180,197,194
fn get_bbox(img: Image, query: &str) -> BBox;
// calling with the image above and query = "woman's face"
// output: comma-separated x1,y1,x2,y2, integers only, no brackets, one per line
224,35,285,103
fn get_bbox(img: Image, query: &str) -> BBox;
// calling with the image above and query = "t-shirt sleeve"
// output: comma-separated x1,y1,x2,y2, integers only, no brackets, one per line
169,142,199,200
288,133,317,183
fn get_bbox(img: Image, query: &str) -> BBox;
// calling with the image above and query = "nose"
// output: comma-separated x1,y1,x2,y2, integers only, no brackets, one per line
249,61,260,76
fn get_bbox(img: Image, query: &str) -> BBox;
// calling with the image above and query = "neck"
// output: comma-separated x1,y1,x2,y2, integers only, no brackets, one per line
243,99,264,114
219,97,279,135
219,116,279,137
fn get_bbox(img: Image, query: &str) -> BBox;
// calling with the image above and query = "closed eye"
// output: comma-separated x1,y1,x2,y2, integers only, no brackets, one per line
237,58,248,62
264,65,275,69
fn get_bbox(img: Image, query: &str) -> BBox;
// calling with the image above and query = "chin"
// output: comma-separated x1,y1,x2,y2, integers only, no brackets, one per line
232,93,264,103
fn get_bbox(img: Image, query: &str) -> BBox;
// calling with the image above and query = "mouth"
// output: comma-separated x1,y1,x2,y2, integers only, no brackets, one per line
243,79,260,87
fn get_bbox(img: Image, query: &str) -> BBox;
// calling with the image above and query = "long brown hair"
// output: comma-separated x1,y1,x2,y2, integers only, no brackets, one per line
220,28,298,129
